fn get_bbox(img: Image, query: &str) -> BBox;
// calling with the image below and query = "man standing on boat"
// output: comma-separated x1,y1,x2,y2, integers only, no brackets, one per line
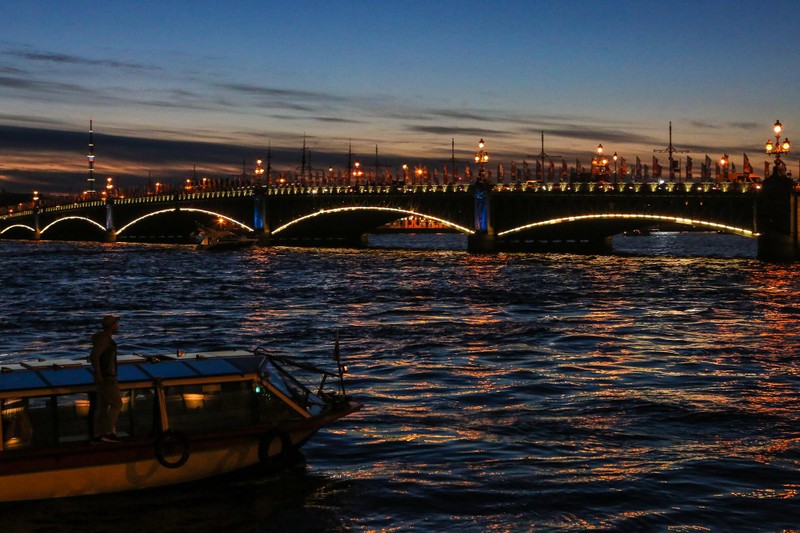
90,314,122,443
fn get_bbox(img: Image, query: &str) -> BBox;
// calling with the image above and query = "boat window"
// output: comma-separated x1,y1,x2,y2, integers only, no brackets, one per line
11,395,54,447
257,387,308,423
163,381,258,432
129,387,156,438
2,398,34,449
55,393,93,444
1,387,159,449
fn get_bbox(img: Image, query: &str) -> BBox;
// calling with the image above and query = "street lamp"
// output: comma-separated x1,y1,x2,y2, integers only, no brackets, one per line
255,159,264,185
474,139,489,182
613,152,618,185
353,161,364,185
766,119,791,170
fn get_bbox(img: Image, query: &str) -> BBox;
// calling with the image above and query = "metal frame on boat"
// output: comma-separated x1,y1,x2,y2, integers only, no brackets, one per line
0,347,360,502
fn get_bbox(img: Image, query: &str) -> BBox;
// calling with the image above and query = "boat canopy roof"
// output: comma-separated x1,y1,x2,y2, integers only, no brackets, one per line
0,350,263,397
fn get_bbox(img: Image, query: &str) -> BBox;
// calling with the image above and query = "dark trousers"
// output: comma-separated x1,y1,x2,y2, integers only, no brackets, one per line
94,377,122,436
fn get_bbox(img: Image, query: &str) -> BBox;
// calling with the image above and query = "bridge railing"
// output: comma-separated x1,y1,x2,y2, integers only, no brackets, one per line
0,179,766,220
506,180,762,194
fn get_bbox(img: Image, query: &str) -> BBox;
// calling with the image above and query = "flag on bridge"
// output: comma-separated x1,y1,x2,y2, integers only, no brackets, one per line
635,156,642,180
619,157,627,177
653,157,662,179
686,156,693,179
743,153,753,174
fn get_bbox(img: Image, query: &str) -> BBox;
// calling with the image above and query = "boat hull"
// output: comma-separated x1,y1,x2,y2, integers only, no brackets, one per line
0,402,360,502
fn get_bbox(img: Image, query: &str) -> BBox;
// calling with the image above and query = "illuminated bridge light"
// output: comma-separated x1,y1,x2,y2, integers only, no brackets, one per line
116,208,253,236
272,206,475,235
497,213,757,238
0,224,36,235
41,216,106,234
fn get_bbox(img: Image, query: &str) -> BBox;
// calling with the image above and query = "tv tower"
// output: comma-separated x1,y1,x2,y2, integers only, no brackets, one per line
87,118,96,194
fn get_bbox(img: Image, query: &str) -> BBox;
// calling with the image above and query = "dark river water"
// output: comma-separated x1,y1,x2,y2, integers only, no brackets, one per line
2,232,800,532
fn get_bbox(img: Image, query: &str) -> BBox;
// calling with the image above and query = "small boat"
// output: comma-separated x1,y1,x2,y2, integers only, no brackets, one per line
194,227,257,251
0,344,361,502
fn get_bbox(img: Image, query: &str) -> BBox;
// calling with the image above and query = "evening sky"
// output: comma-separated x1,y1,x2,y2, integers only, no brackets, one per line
2,0,799,192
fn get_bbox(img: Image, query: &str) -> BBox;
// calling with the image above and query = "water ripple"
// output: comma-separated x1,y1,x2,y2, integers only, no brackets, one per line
1,235,800,530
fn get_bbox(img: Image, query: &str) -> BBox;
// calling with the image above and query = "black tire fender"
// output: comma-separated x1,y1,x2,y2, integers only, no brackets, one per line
155,430,191,469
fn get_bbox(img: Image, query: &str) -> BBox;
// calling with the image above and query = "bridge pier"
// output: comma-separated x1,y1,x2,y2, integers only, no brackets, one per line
468,181,495,253
33,207,41,240
467,233,496,253
756,166,799,261
104,198,116,243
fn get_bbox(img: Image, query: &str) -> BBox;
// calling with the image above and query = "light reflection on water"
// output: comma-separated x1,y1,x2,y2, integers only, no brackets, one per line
1,233,799,531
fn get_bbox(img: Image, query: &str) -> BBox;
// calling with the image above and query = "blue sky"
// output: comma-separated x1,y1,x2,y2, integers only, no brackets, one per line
2,1,799,192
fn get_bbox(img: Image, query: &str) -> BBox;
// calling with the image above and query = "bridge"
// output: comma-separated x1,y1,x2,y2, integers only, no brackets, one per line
1,179,798,259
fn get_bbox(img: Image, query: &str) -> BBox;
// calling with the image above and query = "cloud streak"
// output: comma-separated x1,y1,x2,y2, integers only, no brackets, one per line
7,49,158,71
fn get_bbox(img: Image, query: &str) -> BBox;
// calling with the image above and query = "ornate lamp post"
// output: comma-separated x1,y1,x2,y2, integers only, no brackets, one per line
475,139,489,182
353,161,364,185
766,119,791,171
613,152,618,185
255,159,265,185
592,144,609,181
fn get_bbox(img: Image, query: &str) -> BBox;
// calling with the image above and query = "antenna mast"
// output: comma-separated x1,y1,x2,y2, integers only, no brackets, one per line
300,134,307,179
347,140,352,183
266,141,272,184
654,122,689,181
527,131,560,183
87,118,95,194
375,144,379,181
452,138,457,180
